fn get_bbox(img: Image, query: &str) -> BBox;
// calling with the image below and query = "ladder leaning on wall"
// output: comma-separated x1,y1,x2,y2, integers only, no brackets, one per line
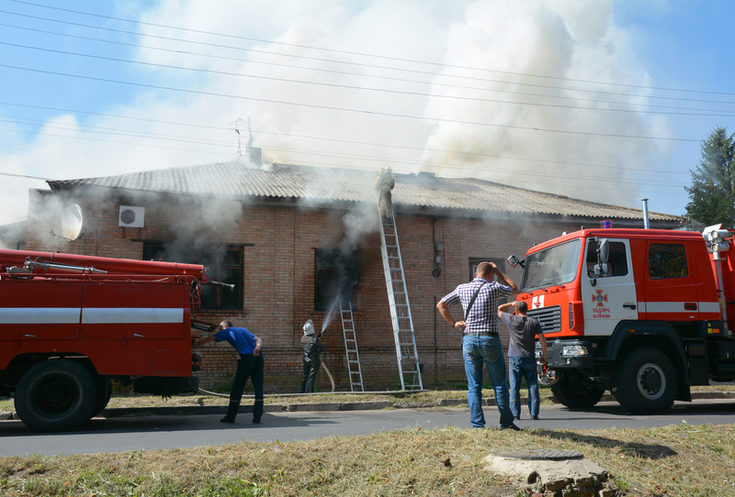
377,207,423,391
339,300,364,392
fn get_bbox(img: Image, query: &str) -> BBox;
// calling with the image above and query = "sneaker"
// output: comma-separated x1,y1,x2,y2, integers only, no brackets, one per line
531,415,539,420
500,423,523,431
220,416,235,423
514,416,521,421
253,418,261,424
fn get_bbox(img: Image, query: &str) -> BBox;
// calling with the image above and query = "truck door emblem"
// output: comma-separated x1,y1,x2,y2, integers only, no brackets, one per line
593,290,608,307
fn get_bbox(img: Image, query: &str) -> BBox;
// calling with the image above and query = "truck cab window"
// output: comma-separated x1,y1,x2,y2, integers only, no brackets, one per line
586,240,629,278
519,239,582,292
648,243,688,280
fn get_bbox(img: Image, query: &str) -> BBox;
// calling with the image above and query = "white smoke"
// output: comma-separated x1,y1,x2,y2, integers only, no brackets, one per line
0,0,682,228
339,200,379,253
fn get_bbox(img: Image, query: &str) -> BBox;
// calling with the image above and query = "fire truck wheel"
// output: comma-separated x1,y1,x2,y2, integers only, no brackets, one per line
15,359,99,432
92,376,112,417
550,370,605,408
613,347,677,414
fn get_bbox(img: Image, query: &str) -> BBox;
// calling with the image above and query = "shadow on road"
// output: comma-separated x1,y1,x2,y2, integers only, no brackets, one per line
0,412,339,437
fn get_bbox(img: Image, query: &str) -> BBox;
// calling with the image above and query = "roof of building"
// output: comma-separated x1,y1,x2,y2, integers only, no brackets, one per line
47,161,687,225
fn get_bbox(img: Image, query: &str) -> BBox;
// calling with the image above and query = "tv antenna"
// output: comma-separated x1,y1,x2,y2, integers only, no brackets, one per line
231,118,246,158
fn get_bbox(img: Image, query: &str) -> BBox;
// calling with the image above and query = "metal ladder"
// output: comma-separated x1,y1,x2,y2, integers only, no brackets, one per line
340,300,364,392
378,209,423,390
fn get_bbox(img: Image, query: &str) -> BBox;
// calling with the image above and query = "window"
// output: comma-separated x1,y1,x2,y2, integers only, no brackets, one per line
469,257,510,303
518,239,583,292
469,257,506,281
585,240,629,278
143,242,243,310
314,249,358,311
649,243,688,280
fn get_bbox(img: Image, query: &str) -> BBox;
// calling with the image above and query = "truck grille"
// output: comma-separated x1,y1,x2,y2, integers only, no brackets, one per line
528,305,561,333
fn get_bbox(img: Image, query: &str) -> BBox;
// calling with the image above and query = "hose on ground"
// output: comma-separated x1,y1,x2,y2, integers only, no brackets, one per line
198,361,336,397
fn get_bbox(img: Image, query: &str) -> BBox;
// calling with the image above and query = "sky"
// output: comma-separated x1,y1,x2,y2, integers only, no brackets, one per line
1,0,734,227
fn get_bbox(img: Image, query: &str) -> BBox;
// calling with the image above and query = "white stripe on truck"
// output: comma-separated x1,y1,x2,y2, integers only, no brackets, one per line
0,307,183,325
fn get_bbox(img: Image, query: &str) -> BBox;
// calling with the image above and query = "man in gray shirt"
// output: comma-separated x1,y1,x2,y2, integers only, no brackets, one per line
498,300,547,420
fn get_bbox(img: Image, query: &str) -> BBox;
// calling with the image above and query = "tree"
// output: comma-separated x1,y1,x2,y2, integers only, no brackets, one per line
685,126,735,227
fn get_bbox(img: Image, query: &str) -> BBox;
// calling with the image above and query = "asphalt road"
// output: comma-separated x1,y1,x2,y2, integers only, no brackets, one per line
1,399,734,457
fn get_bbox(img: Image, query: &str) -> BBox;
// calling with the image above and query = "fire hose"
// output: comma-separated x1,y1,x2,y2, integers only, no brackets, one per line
321,361,336,392
198,356,335,398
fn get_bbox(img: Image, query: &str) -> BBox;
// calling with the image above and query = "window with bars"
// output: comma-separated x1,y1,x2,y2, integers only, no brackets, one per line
142,242,243,310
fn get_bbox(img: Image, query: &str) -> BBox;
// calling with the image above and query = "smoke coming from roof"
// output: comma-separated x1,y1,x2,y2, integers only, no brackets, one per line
0,0,685,227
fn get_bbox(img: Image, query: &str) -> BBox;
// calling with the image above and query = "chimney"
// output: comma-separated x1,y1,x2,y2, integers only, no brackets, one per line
641,198,650,229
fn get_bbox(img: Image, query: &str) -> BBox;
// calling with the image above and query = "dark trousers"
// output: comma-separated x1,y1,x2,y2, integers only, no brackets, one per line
226,353,264,420
300,359,320,393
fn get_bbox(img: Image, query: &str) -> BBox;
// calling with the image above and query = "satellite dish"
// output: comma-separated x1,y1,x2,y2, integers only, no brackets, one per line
61,204,84,241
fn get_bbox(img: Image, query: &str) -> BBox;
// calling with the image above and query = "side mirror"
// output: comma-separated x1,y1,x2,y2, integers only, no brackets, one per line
596,239,609,265
594,263,610,277
507,255,524,268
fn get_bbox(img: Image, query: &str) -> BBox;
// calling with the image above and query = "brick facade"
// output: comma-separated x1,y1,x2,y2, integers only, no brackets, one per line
26,188,584,393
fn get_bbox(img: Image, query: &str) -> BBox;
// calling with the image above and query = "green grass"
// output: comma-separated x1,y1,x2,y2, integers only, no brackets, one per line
2,423,735,496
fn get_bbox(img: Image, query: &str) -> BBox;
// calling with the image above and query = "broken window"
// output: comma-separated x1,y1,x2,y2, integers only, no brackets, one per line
314,248,358,311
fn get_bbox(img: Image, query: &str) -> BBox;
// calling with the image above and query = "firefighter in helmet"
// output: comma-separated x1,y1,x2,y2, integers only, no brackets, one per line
374,167,395,224
300,319,323,393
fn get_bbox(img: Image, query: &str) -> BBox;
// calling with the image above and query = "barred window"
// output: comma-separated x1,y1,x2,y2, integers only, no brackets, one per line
143,242,243,310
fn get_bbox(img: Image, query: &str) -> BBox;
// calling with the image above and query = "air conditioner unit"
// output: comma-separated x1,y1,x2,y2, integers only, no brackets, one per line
119,206,145,228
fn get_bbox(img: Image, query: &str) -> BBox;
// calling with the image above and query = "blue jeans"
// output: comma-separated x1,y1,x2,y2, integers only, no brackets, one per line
229,353,265,421
462,335,514,428
509,356,540,417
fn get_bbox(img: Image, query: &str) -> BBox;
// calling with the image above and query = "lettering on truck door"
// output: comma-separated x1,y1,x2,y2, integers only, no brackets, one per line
581,238,638,335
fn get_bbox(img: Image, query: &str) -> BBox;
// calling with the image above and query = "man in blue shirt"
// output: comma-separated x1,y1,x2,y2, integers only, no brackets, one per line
196,320,264,424
437,261,520,430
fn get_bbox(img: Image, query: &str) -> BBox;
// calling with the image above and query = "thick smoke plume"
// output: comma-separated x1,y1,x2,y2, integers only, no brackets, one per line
1,0,680,228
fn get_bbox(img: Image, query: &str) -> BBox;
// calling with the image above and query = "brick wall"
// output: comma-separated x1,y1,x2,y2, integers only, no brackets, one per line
26,189,582,393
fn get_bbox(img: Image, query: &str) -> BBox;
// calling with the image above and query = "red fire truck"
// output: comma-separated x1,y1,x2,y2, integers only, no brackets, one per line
0,249,206,431
507,224,735,414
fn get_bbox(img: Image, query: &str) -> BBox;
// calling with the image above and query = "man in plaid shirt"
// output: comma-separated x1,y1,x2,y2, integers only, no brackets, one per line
437,261,520,430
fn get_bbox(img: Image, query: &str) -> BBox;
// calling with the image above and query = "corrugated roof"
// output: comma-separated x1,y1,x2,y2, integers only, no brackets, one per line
47,161,686,223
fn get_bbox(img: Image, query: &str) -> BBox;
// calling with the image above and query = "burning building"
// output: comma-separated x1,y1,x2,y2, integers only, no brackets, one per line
23,161,687,392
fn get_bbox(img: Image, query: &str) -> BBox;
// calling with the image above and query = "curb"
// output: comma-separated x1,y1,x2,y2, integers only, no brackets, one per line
1,392,733,421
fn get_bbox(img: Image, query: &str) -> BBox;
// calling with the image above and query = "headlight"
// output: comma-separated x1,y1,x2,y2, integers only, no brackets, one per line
562,345,589,357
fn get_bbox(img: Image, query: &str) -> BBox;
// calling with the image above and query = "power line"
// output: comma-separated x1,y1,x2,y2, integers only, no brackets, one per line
0,122,691,193
0,103,692,179
4,39,735,120
10,0,735,99
0,171,53,181
3,7,735,109
0,62,702,143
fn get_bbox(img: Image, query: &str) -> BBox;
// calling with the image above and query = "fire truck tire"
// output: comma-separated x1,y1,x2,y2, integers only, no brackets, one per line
613,347,677,414
15,359,99,432
550,371,605,408
92,376,112,417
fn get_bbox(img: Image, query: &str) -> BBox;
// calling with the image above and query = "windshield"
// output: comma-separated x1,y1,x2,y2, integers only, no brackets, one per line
520,239,582,292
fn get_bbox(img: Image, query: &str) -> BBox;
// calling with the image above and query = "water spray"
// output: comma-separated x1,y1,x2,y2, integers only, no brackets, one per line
321,298,340,333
